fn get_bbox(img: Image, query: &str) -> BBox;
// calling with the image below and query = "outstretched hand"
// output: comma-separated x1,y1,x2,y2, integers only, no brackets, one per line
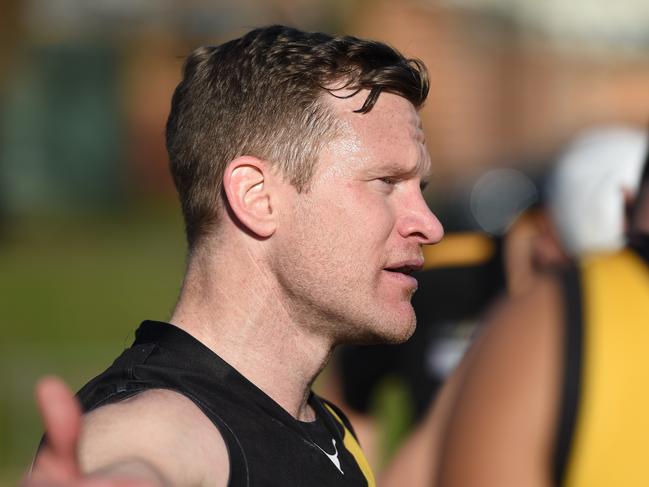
25,376,154,487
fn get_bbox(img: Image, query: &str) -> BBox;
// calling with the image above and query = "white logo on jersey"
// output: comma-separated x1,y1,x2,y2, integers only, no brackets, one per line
316,439,344,475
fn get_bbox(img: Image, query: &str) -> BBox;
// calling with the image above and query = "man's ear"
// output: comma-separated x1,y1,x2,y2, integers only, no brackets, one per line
223,156,277,238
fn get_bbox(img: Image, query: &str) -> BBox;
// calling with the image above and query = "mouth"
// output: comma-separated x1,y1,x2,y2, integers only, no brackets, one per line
383,259,424,275
383,265,419,276
382,260,424,288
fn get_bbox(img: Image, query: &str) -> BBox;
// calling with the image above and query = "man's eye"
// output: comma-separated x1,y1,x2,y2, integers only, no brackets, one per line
379,177,397,185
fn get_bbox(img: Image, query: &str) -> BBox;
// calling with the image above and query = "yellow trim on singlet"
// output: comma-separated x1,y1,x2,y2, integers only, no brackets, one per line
324,403,376,487
565,249,649,487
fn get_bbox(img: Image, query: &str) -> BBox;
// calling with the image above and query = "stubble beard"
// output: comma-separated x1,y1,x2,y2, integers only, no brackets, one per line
271,201,417,346
275,266,418,347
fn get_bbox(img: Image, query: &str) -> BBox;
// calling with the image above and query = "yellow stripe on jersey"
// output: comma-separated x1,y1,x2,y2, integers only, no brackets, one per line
324,403,376,487
565,249,649,487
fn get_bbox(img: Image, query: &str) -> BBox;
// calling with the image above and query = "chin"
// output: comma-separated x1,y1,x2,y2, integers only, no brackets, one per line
380,316,417,344
342,310,416,346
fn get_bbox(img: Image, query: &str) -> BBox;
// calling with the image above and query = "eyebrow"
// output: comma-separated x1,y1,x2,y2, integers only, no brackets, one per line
374,156,432,181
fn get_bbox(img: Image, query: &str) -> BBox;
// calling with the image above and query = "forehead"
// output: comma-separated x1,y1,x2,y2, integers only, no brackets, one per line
321,90,429,176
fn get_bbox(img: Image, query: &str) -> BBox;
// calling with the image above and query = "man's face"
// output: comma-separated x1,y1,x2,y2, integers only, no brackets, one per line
270,91,443,345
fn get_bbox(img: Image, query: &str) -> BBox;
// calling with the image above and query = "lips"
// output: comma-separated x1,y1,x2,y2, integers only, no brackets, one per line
383,259,424,275
384,265,419,275
382,259,424,290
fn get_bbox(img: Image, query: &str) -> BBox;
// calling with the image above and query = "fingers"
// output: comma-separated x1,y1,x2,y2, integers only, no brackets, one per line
33,376,83,479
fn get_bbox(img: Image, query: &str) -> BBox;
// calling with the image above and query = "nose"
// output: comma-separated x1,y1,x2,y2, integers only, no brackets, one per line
397,191,444,245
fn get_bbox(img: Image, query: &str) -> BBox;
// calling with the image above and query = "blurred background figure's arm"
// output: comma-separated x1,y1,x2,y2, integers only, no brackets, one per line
436,275,563,487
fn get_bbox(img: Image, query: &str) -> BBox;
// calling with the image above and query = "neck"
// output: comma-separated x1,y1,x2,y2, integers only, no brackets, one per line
169,240,333,421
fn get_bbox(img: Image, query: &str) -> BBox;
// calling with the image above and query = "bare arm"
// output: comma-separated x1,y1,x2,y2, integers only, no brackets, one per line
29,377,229,487
437,275,564,487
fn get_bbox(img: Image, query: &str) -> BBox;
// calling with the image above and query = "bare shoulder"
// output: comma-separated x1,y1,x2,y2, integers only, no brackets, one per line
438,273,565,487
79,388,229,487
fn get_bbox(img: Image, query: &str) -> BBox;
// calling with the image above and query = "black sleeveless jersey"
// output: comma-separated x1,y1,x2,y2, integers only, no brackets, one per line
75,321,375,487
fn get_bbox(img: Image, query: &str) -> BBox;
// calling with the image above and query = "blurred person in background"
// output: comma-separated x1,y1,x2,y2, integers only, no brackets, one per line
504,126,648,296
436,127,649,486
26,25,443,487
380,125,649,487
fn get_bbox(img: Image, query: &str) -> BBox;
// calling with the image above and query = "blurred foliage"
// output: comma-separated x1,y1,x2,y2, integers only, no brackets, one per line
1,43,124,214
372,377,413,466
